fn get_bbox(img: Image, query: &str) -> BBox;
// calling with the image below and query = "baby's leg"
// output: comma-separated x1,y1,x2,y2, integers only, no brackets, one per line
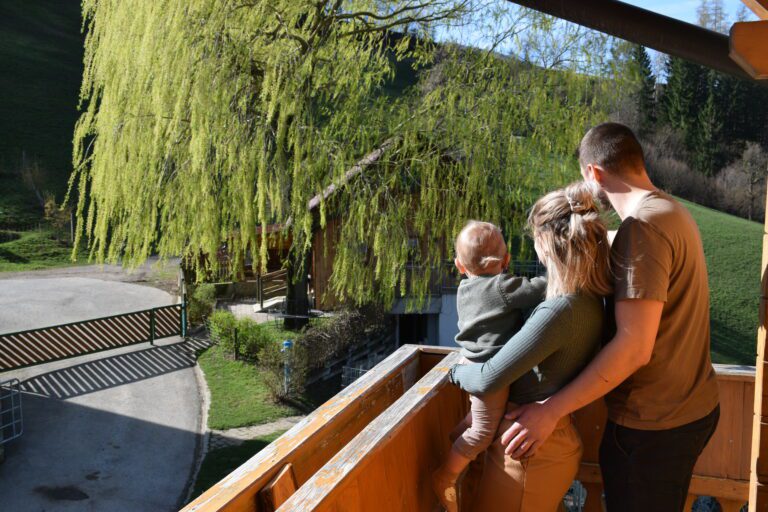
433,387,509,511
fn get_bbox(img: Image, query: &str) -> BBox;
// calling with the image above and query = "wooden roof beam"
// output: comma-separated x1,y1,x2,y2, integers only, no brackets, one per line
730,21,768,79
741,0,768,20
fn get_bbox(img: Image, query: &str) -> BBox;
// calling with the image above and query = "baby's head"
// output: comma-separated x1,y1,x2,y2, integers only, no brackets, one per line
455,221,510,277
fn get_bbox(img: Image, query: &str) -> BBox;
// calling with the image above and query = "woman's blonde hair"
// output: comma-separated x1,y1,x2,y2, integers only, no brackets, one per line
528,181,612,299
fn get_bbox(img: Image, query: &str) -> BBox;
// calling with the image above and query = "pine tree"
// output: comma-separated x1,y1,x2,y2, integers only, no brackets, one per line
693,71,723,176
630,45,656,135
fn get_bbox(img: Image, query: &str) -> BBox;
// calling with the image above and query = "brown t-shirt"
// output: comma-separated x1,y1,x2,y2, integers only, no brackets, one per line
606,190,719,430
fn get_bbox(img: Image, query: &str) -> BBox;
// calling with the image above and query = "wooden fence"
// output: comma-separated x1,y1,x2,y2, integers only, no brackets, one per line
0,303,186,372
182,346,754,512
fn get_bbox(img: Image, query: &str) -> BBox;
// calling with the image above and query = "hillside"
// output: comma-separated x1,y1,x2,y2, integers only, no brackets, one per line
681,199,762,365
0,1,82,201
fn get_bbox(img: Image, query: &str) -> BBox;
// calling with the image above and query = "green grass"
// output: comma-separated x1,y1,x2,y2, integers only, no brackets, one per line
679,199,762,365
0,228,83,272
190,431,285,501
198,344,303,430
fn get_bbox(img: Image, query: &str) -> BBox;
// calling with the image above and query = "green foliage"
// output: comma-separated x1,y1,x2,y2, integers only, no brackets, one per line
298,306,388,370
70,1,611,308
629,45,655,134
198,344,303,429
259,338,309,401
188,283,216,325
0,228,80,273
235,317,274,360
207,309,238,350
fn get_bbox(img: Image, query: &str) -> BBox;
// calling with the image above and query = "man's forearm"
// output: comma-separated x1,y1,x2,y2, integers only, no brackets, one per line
546,333,644,418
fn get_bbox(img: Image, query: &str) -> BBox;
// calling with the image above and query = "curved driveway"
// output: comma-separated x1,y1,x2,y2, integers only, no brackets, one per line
0,277,203,511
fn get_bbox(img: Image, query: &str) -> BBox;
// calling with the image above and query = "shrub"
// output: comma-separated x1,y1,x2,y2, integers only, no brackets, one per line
207,310,238,351
188,283,216,325
235,318,273,360
259,338,308,401
298,305,388,371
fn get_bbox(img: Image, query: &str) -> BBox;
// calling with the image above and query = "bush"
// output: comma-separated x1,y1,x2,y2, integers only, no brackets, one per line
236,318,273,360
188,283,216,325
258,338,309,401
207,310,238,350
298,305,388,371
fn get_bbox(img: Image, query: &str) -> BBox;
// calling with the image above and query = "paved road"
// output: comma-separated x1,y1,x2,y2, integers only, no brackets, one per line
0,276,203,511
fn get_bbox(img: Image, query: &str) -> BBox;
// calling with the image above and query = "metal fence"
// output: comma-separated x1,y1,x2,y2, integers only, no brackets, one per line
0,379,22,446
0,303,186,373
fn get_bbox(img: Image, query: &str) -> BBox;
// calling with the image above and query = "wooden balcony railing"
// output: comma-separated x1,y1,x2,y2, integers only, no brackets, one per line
182,346,753,512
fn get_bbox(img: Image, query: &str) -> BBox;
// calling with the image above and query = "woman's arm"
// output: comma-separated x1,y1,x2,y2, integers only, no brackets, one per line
449,298,573,395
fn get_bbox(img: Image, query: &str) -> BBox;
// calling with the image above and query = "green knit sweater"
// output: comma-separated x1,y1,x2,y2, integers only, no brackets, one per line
449,293,608,404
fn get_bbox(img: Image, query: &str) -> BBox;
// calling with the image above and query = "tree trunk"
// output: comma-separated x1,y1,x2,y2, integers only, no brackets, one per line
285,252,310,331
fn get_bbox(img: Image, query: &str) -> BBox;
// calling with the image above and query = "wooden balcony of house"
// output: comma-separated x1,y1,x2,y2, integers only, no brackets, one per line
183,345,754,512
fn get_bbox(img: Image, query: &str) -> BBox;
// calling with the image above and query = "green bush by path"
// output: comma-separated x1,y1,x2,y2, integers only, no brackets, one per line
189,431,284,502
679,199,761,365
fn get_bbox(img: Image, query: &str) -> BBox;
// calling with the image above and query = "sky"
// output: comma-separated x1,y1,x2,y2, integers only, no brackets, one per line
623,0,756,24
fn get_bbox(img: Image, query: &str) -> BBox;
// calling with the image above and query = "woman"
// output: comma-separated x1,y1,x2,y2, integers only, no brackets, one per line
449,180,613,512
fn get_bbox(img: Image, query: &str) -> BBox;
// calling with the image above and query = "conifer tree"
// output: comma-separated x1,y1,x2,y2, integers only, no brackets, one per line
630,44,655,135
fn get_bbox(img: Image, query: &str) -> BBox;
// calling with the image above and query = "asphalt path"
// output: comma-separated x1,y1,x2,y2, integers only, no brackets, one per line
0,275,203,511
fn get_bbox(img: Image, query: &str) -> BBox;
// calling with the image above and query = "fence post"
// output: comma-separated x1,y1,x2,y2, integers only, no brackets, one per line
259,273,264,310
282,339,293,395
149,309,156,345
181,291,188,339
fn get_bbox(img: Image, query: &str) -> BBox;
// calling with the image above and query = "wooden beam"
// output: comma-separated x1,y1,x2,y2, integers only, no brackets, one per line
730,21,768,79
742,0,768,20
749,187,768,511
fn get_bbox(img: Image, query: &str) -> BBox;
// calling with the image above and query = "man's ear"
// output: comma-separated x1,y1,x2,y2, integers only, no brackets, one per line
590,164,608,186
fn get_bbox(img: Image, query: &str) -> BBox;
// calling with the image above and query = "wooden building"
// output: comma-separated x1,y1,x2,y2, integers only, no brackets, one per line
183,1,768,511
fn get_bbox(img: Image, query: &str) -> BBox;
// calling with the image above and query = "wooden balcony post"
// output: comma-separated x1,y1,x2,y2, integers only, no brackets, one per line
750,185,768,511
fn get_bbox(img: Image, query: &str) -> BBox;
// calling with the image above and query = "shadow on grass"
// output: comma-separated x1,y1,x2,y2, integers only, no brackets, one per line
710,318,756,366
189,431,285,502
0,246,29,263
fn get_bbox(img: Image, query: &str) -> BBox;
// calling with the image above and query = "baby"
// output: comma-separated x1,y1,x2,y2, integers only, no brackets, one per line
432,221,546,512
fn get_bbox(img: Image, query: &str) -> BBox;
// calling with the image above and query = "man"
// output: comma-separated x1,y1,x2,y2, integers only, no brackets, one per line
503,122,720,511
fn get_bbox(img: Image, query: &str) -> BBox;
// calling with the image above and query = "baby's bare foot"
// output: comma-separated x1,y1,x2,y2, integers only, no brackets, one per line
431,469,459,512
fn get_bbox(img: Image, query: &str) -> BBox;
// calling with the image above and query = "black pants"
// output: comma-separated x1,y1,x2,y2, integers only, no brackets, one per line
599,405,720,512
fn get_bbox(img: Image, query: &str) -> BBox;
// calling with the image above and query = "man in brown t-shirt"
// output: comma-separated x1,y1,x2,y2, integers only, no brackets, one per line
501,122,720,511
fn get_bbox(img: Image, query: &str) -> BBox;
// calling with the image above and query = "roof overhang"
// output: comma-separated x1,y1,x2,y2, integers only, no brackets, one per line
504,0,768,83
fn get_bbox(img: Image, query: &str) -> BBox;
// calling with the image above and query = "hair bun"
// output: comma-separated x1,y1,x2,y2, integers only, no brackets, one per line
564,182,598,215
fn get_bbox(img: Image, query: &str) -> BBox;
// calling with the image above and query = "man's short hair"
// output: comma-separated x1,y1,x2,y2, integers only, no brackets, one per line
577,122,645,175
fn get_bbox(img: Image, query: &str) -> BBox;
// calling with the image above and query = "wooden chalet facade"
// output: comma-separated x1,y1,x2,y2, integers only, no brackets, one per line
183,1,768,511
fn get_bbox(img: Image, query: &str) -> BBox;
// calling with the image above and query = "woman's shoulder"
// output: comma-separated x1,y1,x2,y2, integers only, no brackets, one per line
533,293,605,322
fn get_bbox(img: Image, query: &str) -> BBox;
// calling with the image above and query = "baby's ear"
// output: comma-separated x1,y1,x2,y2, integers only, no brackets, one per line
503,253,511,269
454,257,466,275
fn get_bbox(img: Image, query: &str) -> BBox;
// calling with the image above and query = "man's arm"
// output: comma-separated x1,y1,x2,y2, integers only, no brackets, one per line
501,299,663,458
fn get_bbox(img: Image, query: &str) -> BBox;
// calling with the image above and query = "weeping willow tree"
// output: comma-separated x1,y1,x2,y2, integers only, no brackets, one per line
69,0,620,307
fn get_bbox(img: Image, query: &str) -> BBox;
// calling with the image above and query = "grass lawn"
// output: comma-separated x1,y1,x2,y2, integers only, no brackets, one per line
198,343,304,430
190,431,285,501
0,228,84,273
680,199,762,365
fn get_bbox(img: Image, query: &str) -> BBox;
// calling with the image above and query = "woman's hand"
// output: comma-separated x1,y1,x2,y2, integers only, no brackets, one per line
500,401,560,459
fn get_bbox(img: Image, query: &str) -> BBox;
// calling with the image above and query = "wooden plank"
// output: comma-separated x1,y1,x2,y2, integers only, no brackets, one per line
278,351,464,511
730,21,768,79
742,0,768,19
258,464,297,512
181,345,423,512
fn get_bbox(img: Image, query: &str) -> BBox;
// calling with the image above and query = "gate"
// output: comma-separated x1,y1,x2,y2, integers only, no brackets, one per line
0,379,22,446
0,303,187,373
